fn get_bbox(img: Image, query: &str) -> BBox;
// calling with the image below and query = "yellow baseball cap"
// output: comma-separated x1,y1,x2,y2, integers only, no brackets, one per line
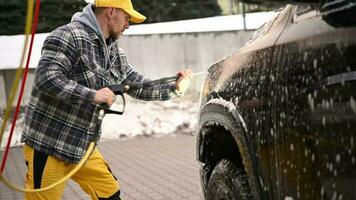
95,0,146,23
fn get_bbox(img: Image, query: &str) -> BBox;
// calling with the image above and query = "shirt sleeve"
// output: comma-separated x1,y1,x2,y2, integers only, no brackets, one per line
34,26,96,103
117,48,178,101
124,66,177,101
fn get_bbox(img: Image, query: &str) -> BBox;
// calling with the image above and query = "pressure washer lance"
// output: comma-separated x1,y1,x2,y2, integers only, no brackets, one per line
97,71,207,118
0,71,206,193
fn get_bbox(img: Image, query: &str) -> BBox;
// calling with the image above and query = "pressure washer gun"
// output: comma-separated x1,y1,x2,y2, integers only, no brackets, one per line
0,72,205,193
97,75,180,118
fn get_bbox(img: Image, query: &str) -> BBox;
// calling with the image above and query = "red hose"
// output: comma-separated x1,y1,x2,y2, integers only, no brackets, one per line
0,0,41,173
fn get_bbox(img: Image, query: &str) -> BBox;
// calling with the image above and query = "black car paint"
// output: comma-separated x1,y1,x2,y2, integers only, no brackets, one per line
197,4,356,199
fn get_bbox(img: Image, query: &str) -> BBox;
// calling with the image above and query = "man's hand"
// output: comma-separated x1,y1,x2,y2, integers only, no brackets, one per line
94,87,116,106
176,69,193,94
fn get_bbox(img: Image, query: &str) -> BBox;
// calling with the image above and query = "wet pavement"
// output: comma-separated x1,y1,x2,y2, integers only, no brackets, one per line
0,135,203,200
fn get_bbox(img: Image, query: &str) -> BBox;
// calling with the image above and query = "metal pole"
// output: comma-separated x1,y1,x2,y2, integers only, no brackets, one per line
228,0,233,15
242,3,246,30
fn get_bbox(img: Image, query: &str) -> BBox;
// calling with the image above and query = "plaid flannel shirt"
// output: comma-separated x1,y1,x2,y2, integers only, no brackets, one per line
21,21,176,163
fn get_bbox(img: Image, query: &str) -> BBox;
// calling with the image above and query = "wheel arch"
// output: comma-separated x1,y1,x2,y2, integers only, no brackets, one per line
197,101,262,199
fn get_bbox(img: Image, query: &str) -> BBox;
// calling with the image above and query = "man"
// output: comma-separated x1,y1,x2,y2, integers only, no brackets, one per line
21,0,192,199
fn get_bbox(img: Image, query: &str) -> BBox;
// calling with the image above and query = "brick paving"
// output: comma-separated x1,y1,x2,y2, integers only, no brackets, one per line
0,135,203,200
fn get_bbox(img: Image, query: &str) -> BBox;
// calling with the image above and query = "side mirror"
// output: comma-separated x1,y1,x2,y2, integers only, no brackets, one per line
235,0,356,28
320,0,356,27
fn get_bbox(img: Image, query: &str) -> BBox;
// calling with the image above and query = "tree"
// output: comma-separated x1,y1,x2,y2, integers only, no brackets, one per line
0,0,86,35
0,0,222,35
132,0,222,23
0,1,26,35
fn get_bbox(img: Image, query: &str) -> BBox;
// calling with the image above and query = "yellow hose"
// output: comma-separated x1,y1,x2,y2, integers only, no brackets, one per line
0,142,95,193
0,0,34,148
0,0,96,193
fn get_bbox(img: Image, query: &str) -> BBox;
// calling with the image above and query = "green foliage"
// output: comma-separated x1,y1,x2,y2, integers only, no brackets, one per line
0,0,222,35
36,0,86,33
0,1,26,35
0,0,86,35
132,0,222,23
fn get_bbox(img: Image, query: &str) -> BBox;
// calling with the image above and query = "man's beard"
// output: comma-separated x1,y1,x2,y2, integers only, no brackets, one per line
109,30,121,40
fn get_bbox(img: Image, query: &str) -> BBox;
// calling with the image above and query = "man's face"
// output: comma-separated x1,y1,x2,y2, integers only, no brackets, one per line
108,8,130,39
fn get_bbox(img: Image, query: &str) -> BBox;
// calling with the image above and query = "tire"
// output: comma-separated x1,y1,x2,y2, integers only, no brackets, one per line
206,159,252,200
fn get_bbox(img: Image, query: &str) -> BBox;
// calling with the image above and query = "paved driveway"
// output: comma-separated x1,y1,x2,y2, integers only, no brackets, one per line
0,135,203,200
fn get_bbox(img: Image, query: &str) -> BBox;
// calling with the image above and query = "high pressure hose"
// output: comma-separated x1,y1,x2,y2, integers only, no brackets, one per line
0,0,35,164
0,0,38,173
0,143,95,193
0,0,207,192
0,0,96,193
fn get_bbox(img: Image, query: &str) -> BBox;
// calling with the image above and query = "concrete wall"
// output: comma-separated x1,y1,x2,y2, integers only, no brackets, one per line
119,31,254,78
0,30,254,108
118,30,253,92
0,71,6,108
0,69,36,108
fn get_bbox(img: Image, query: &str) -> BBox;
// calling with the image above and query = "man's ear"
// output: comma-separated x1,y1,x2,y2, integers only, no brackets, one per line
107,7,115,17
